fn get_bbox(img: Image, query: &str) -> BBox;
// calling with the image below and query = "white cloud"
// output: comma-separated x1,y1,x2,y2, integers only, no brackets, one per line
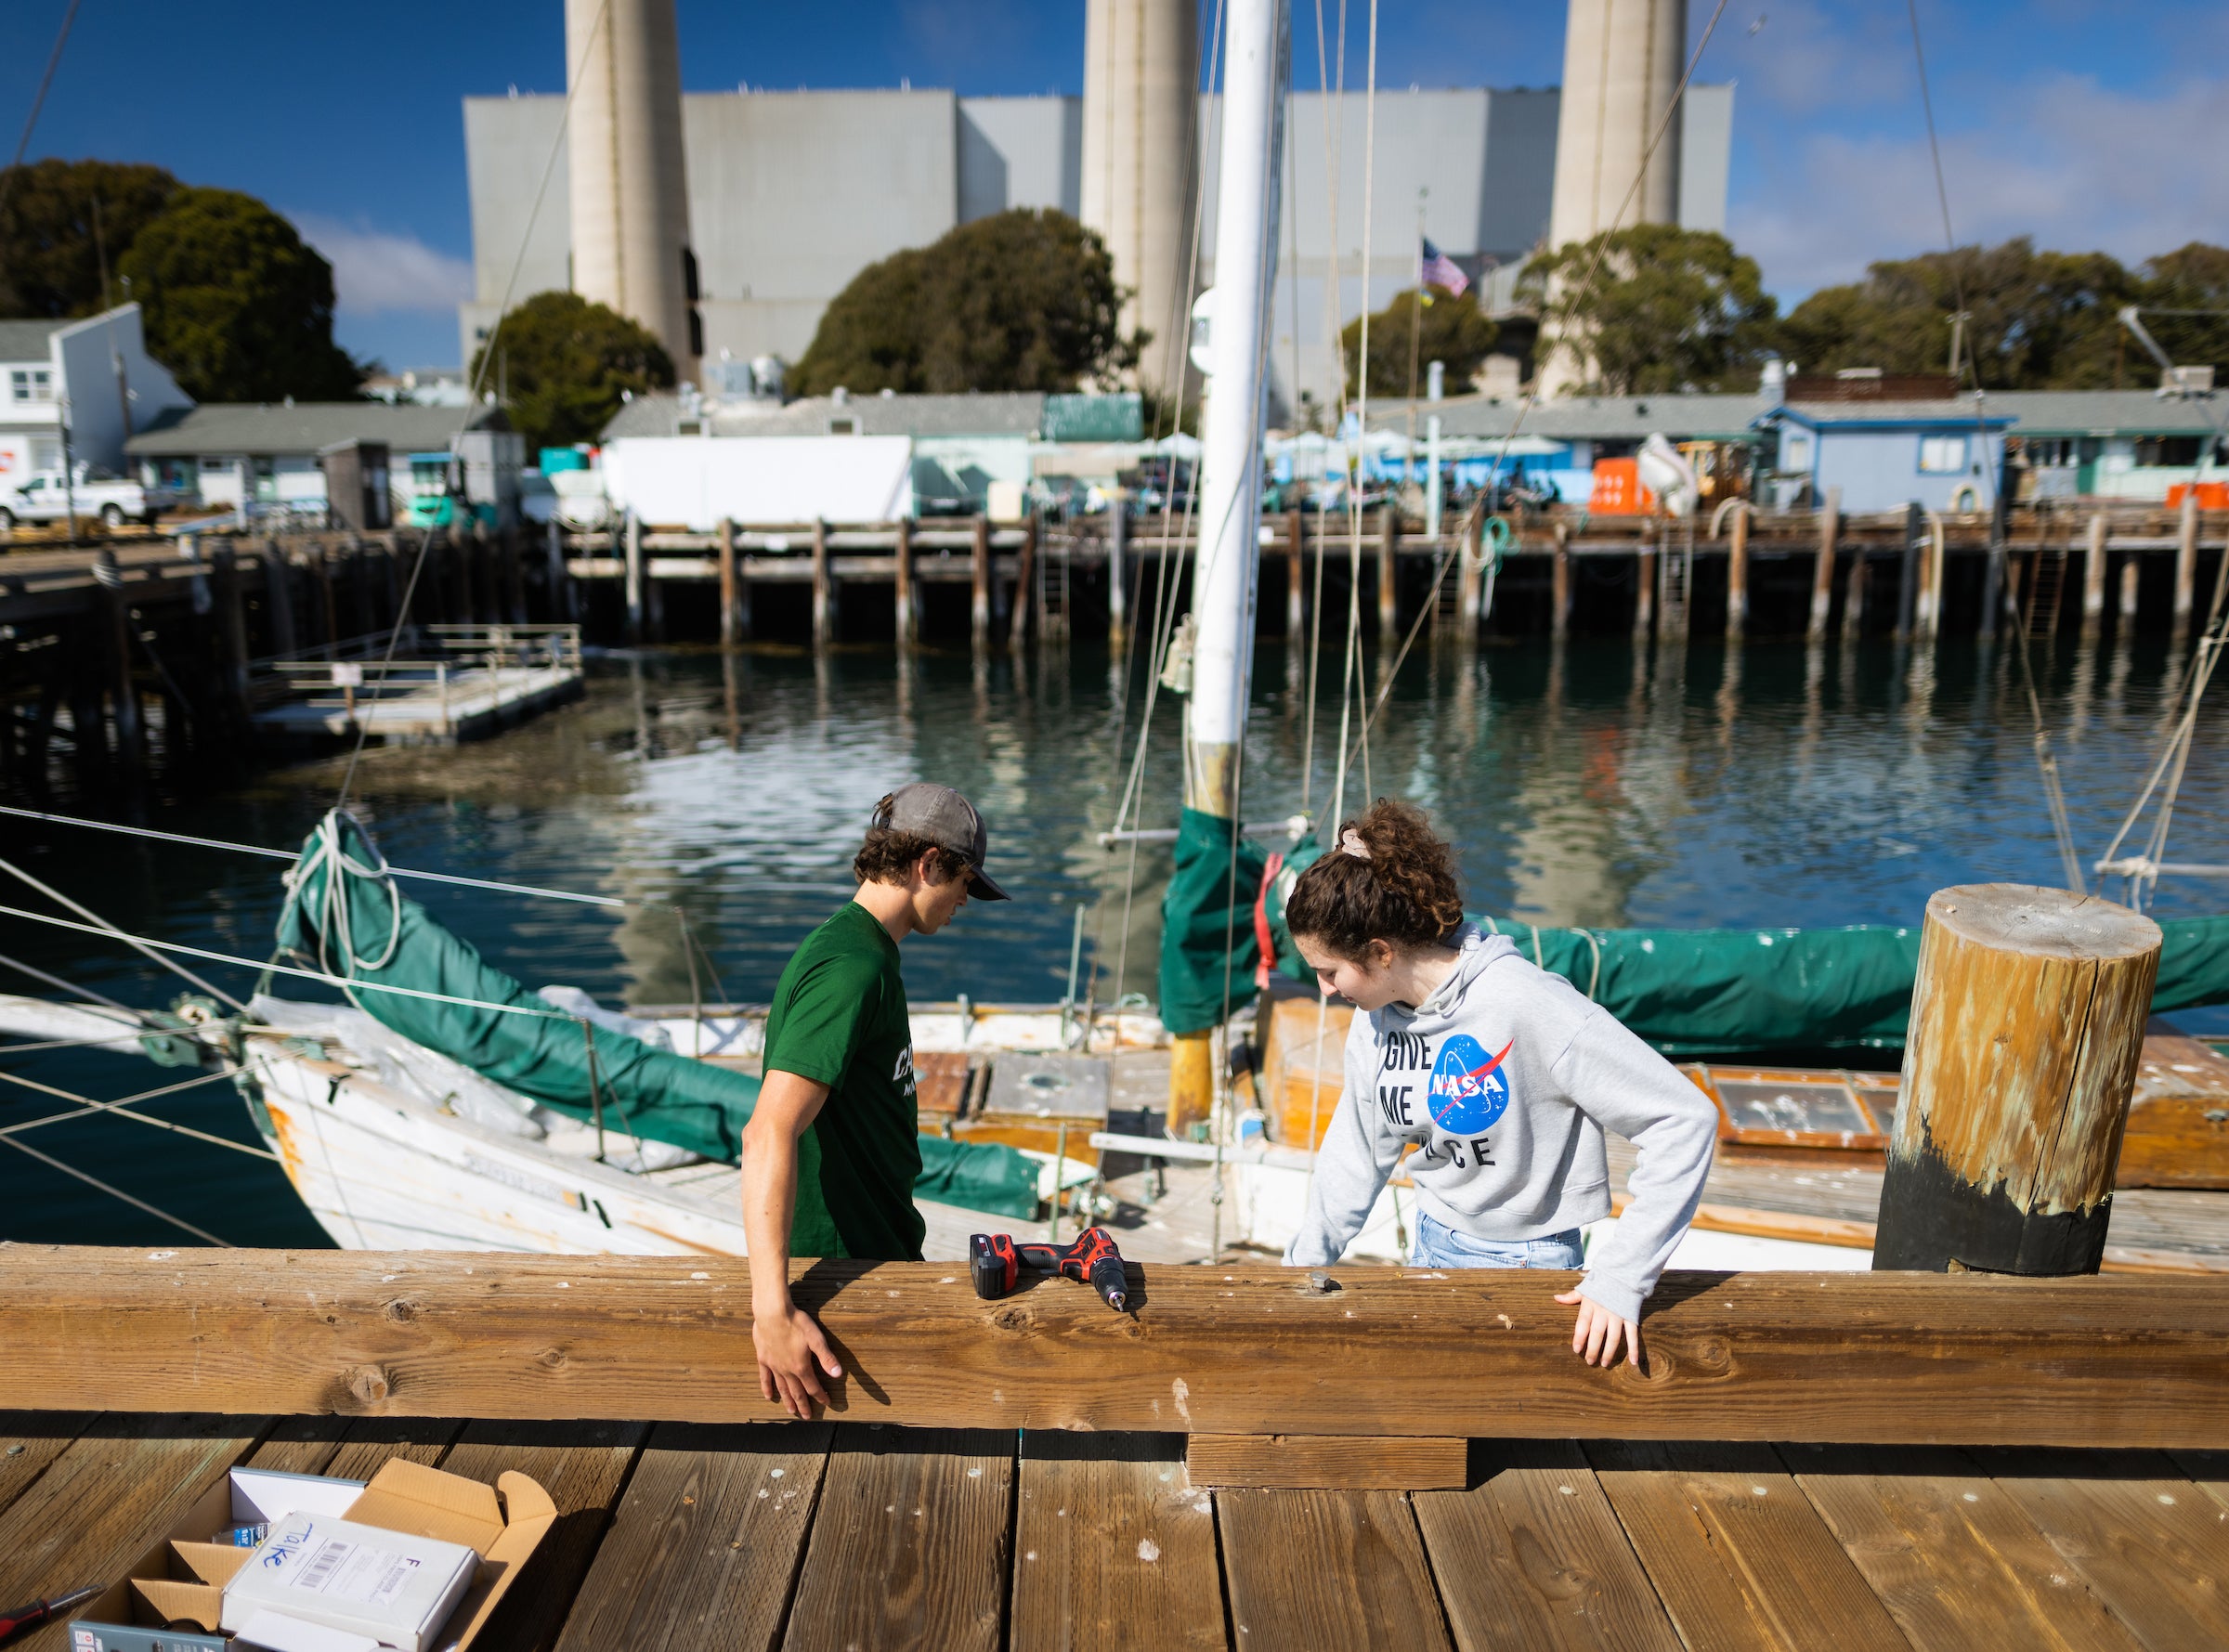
293,215,475,315
1734,72,2229,297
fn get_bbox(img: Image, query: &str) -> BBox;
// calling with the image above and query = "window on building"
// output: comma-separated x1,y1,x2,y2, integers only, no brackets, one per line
828,416,859,436
2135,436,2204,468
10,368,53,403
1919,436,1968,474
1780,431,1813,471
29,439,60,473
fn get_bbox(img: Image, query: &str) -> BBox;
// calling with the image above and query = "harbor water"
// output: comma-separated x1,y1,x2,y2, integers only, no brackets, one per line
4,631,2224,1247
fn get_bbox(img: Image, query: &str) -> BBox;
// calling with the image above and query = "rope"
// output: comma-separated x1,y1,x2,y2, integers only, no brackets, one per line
0,1065,274,1160
0,852,245,1010
0,1127,231,1245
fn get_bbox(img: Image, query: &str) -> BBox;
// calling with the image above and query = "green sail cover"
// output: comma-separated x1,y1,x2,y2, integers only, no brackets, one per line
1157,808,1271,1036
275,813,1042,1248
1241,833,2229,1055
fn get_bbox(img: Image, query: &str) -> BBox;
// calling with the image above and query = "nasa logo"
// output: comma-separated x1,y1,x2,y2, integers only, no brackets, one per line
1428,1034,1513,1134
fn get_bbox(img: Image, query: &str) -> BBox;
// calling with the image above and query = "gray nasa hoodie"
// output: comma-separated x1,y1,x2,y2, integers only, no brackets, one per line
1284,924,1716,1321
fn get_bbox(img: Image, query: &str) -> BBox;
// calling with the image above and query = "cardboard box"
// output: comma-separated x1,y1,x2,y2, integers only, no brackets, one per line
1256,994,1352,1149
70,1461,554,1652
219,1515,476,1652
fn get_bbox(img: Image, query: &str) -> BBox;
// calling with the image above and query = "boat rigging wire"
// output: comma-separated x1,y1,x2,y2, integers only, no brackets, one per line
0,951,134,1012
0,1126,230,1245
0,852,246,1010
0,0,83,226
0,1064,272,1160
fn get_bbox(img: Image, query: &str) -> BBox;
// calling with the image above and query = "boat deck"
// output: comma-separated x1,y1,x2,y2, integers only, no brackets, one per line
4,1409,2225,1650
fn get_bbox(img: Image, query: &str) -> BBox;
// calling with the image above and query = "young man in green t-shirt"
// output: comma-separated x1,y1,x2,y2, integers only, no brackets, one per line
743,782,1010,1417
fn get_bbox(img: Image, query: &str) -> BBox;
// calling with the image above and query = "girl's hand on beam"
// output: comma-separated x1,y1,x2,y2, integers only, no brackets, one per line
1556,1288,1642,1369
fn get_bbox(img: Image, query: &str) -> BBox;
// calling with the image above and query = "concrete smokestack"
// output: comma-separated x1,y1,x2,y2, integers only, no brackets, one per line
1547,0,1685,250
1080,0,1201,401
566,0,697,383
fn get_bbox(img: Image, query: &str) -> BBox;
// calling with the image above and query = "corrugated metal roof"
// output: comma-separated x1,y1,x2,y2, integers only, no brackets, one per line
0,319,67,362
1981,389,2226,436
1384,392,1777,442
603,391,1051,442
124,401,503,456
1772,398,2012,428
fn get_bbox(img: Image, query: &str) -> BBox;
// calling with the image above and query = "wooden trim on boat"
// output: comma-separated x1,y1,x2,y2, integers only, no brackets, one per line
2,1247,2225,1449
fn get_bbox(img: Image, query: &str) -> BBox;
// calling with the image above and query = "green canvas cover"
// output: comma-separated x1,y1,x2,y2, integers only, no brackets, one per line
274,812,1042,1247
1240,834,2229,1055
1157,808,1271,1036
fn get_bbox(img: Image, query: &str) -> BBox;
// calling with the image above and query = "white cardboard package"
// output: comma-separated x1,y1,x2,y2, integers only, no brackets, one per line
232,1607,385,1652
220,1514,477,1652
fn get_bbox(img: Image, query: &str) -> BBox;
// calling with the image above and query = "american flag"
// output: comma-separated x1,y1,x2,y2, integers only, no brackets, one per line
1419,237,1469,297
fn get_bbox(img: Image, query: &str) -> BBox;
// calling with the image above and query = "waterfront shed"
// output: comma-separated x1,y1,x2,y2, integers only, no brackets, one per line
1984,388,2226,502
0,304,194,485
1757,399,2014,514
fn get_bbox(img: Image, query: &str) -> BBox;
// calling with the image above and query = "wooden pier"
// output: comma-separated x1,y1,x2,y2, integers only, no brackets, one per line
0,1247,2225,1649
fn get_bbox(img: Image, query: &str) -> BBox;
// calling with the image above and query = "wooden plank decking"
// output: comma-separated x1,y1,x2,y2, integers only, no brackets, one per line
6,1411,2228,1650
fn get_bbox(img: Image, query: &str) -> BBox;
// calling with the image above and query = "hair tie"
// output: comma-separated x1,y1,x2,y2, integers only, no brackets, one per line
1340,828,1371,861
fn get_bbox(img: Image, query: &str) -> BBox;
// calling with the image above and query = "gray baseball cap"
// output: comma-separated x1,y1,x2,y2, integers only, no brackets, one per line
877,782,1011,901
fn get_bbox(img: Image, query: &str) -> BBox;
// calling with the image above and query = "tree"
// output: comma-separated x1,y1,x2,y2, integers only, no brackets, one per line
118,188,362,401
2134,243,2229,382
0,159,182,318
1339,287,1497,401
791,210,1135,397
1779,239,2138,389
1519,225,1778,395
472,291,674,452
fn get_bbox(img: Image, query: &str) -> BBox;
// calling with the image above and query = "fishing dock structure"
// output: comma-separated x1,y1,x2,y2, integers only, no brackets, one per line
251,623,583,746
0,1249,2225,1651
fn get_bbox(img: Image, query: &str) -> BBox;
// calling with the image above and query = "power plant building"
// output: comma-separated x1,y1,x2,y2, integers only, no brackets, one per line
460,81,1730,416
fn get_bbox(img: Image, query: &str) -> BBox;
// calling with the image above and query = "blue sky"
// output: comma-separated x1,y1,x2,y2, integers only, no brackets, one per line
6,1,2224,369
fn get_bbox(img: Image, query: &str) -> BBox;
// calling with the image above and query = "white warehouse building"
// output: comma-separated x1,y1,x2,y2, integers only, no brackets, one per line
460,82,1731,420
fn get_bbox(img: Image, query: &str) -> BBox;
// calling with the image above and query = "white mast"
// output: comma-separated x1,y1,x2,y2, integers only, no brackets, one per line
1184,0,1285,821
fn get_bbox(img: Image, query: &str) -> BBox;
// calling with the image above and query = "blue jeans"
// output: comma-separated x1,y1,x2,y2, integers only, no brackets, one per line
1412,1211,1584,1270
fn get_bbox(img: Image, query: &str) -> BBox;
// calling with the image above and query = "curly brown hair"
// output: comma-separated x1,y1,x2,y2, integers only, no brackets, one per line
854,795,973,888
1284,798,1465,959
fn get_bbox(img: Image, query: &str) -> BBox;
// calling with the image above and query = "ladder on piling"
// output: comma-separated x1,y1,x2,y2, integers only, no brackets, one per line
2024,543,2072,638
1658,517,1695,639
1429,532,1466,633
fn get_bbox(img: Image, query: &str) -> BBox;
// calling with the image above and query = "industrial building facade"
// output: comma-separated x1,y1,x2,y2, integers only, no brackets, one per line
460,82,1731,419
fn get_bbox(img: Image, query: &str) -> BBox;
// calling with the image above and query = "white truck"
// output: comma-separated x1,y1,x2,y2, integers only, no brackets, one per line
0,465,194,531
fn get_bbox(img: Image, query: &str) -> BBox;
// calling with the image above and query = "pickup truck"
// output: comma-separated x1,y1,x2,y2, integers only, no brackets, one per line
0,467,194,530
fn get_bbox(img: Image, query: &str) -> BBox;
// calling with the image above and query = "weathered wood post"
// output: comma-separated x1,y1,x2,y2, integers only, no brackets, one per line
1377,507,1399,639
970,514,991,648
2174,489,2198,636
1896,501,1921,639
1105,500,1128,648
1842,552,1866,644
1456,508,1482,645
717,518,738,647
208,544,252,734
812,517,834,648
1874,885,2161,1274
893,516,915,648
2119,558,2139,629
2081,511,2108,637
1632,531,1655,641
622,511,645,643
1725,501,1750,642
1008,515,1036,651
92,548,147,783
1808,487,1841,643
1550,520,1571,641
260,540,300,658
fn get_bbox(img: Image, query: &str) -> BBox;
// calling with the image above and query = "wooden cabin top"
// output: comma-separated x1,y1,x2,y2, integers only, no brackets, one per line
3,1246,2227,1650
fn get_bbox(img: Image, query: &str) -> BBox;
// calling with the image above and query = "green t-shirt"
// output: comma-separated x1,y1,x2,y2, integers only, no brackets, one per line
762,901,925,1262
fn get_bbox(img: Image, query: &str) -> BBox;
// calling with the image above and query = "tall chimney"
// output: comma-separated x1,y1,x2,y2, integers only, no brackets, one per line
1540,0,1686,394
1080,0,1202,403
566,0,698,384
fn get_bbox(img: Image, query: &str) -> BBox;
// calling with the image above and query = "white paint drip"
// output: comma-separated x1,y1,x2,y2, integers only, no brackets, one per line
1171,1377,1192,1425
1138,1538,1161,1563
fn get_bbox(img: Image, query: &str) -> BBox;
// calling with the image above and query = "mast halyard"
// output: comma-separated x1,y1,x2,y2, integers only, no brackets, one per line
1184,0,1286,818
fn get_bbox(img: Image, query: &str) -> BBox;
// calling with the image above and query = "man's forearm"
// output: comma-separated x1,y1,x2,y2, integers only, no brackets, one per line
741,1126,800,1317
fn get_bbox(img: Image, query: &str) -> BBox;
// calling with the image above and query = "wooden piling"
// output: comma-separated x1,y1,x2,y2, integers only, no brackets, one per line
2081,511,2108,637
92,549,146,779
1377,509,1399,639
970,514,991,648
260,540,299,658
1007,517,1036,650
1808,487,1841,643
812,518,834,648
1725,502,1750,642
2120,557,2140,627
1875,884,2161,1275
1285,509,1304,640
623,513,644,644
1106,503,1128,647
1919,514,1946,639
1632,541,1655,640
1842,552,1865,643
2174,489,2198,635
1896,502,1921,639
1550,521,1571,641
1456,509,1482,645
717,518,738,647
315,543,340,655
894,516,916,647
209,545,251,732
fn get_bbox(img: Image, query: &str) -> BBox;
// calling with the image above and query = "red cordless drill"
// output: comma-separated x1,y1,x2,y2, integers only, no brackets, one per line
970,1227,1128,1312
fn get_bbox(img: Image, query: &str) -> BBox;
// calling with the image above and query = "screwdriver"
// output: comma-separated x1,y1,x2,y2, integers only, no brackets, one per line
0,1585,100,1645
